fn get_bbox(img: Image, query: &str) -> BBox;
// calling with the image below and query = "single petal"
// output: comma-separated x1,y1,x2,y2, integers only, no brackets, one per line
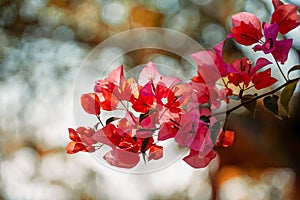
106,65,125,87
232,12,262,31
161,76,182,88
271,4,300,34
94,65,124,92
148,145,163,161
103,148,140,168
97,89,119,111
252,68,278,90
272,0,284,9
66,142,89,154
138,61,161,86
231,21,263,45
80,93,101,115
92,124,123,147
132,82,155,113
183,149,216,168
250,58,272,76
120,77,139,102
228,73,244,87
68,128,81,142
158,120,179,140
215,130,235,147
189,124,210,152
190,51,223,83
271,39,293,64
172,83,193,106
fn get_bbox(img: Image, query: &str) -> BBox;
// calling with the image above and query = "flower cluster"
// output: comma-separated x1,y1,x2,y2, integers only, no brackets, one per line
67,0,300,169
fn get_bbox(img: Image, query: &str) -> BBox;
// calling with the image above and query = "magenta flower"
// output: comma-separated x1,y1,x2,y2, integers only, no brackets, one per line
253,23,293,64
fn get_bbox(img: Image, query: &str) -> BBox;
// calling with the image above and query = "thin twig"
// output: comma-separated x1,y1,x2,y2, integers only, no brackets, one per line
96,115,105,127
274,59,288,83
212,77,300,117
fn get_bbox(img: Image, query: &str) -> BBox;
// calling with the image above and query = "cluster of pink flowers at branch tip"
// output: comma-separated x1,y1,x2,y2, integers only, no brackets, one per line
66,0,299,169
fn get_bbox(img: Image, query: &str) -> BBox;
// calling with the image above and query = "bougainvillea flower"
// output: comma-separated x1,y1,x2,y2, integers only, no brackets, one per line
80,93,101,115
93,123,131,147
132,81,155,113
138,61,181,87
103,148,140,168
271,0,300,34
231,12,263,45
94,65,139,110
119,77,139,102
172,83,193,106
94,65,125,110
215,130,235,147
251,68,278,90
175,109,200,147
228,57,272,87
190,82,222,110
155,82,181,113
174,108,212,152
66,127,96,154
189,123,210,152
253,23,293,64
94,65,125,93
158,118,180,141
191,34,231,82
183,149,216,168
117,112,139,134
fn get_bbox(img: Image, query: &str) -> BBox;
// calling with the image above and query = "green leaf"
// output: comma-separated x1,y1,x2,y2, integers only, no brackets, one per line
241,94,257,116
287,65,300,80
139,109,156,123
263,95,279,117
141,138,150,153
200,116,210,123
280,80,298,116
141,138,151,164
105,117,121,125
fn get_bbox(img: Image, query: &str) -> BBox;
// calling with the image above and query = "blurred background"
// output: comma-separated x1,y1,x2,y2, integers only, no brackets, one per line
0,0,300,199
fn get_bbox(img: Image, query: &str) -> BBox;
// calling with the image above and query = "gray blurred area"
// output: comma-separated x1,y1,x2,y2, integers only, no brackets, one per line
0,0,300,199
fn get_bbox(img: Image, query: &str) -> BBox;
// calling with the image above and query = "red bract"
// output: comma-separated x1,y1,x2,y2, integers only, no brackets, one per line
183,149,216,168
148,145,163,161
132,81,156,113
190,82,222,110
94,65,138,111
191,35,231,81
155,82,181,113
174,108,212,152
158,118,180,141
66,127,96,154
271,0,300,34
215,130,235,148
231,12,263,45
81,93,101,115
228,57,272,88
138,61,181,87
252,68,278,90
103,148,140,168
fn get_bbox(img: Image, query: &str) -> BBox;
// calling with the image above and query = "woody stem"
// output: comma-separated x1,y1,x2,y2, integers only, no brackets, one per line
96,115,105,127
212,77,300,117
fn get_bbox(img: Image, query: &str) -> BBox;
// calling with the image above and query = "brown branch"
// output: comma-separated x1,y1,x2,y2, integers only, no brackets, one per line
212,77,300,117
